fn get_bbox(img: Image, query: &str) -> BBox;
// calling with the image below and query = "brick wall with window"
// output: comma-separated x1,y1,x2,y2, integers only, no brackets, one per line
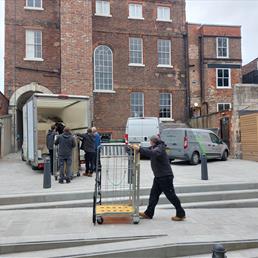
92,0,187,137
5,0,61,97
188,24,242,116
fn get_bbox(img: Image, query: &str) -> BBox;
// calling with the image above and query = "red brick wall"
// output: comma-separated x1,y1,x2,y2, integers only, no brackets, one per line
188,23,242,116
60,0,93,96
93,0,187,138
5,0,61,98
0,93,9,116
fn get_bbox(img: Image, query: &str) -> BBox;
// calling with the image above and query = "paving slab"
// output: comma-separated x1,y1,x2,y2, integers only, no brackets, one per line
1,207,258,257
1,153,258,196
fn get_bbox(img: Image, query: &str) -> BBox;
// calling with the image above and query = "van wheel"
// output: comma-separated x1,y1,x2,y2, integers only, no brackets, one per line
190,152,200,165
221,150,228,161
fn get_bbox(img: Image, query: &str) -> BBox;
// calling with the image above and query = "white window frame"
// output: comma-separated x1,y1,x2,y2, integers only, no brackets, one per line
128,3,144,20
159,93,173,120
24,0,44,10
216,37,229,58
95,0,112,17
24,30,43,61
129,37,145,67
156,6,172,22
93,45,115,93
130,92,144,117
216,68,231,89
157,39,173,68
217,103,232,112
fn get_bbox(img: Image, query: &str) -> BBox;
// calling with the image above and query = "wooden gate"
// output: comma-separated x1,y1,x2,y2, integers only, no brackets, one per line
240,113,258,162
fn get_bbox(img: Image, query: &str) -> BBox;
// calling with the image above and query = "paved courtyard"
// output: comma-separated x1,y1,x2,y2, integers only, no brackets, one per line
1,153,258,257
0,152,258,195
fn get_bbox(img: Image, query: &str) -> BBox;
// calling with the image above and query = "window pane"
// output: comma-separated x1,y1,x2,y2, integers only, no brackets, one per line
27,0,34,7
129,38,143,64
157,7,170,21
131,92,144,117
96,0,110,16
217,37,228,57
94,45,113,91
158,39,171,65
159,93,171,118
129,4,142,18
35,0,42,8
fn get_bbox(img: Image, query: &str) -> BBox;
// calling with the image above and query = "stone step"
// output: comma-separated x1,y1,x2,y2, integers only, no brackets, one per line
2,238,258,258
1,190,258,210
1,182,258,206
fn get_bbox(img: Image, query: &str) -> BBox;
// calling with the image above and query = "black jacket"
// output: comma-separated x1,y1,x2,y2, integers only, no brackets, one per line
77,133,95,153
46,130,57,150
55,132,76,158
139,140,173,178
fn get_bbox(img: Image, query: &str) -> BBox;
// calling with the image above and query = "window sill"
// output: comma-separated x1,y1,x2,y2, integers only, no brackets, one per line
216,56,229,59
157,65,173,68
24,7,44,11
128,63,145,67
128,17,144,20
24,58,44,62
216,86,232,89
95,13,112,17
93,90,116,94
160,118,174,122
156,19,172,23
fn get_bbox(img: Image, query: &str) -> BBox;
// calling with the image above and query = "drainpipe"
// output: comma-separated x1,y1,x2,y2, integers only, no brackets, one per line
183,30,190,122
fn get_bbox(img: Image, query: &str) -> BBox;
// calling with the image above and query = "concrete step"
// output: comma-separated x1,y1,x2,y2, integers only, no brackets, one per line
2,239,258,258
1,190,258,210
1,182,258,206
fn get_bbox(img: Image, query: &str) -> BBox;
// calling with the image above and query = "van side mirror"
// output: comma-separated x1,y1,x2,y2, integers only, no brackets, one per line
219,139,223,144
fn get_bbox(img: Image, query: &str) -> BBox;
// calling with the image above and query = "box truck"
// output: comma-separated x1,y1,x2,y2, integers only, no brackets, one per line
22,93,91,169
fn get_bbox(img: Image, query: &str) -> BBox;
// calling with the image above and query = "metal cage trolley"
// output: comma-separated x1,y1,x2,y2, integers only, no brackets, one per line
93,143,140,225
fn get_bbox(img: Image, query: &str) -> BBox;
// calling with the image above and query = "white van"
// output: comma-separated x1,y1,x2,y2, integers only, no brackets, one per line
125,117,160,148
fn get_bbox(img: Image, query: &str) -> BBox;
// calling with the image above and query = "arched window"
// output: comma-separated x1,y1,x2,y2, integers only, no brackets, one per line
94,45,113,91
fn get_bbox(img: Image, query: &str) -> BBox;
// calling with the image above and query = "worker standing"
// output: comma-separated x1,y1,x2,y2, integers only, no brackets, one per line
55,127,76,184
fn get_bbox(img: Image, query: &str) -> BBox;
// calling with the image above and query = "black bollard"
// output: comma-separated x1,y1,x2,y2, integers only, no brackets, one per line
43,157,51,189
212,244,227,258
201,153,208,180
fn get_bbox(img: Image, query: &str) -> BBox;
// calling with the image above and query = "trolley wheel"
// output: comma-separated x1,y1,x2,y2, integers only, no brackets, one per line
133,216,140,224
77,172,80,177
97,216,104,225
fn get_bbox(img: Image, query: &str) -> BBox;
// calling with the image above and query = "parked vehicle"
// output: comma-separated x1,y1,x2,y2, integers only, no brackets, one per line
161,128,229,165
22,93,91,169
125,117,160,147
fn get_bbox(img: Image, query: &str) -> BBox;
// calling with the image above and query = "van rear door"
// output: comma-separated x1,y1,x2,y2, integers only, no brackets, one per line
161,129,185,158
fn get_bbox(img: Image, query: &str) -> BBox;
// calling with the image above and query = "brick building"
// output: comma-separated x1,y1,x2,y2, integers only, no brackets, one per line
5,0,188,147
242,58,258,84
187,24,242,117
0,92,9,116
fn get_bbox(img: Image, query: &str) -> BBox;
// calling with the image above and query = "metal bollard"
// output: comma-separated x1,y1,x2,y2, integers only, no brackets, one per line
212,244,227,258
43,157,51,189
201,153,208,180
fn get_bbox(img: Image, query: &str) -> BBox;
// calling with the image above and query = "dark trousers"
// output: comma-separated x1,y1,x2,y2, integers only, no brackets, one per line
49,149,54,175
145,176,185,218
59,156,72,180
85,152,95,174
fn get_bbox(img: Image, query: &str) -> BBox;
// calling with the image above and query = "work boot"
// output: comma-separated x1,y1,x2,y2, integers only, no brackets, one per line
66,178,71,184
59,179,64,184
139,212,151,219
83,172,89,176
171,216,186,221
87,173,93,177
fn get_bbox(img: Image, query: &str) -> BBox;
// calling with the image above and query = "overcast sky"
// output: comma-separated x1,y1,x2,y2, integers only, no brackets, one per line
0,0,258,93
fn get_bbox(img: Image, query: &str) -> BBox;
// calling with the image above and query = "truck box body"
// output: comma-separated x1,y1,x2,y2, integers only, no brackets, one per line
22,93,91,168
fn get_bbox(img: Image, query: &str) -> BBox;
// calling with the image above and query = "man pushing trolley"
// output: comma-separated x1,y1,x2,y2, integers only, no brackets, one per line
131,135,186,222
93,143,140,225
